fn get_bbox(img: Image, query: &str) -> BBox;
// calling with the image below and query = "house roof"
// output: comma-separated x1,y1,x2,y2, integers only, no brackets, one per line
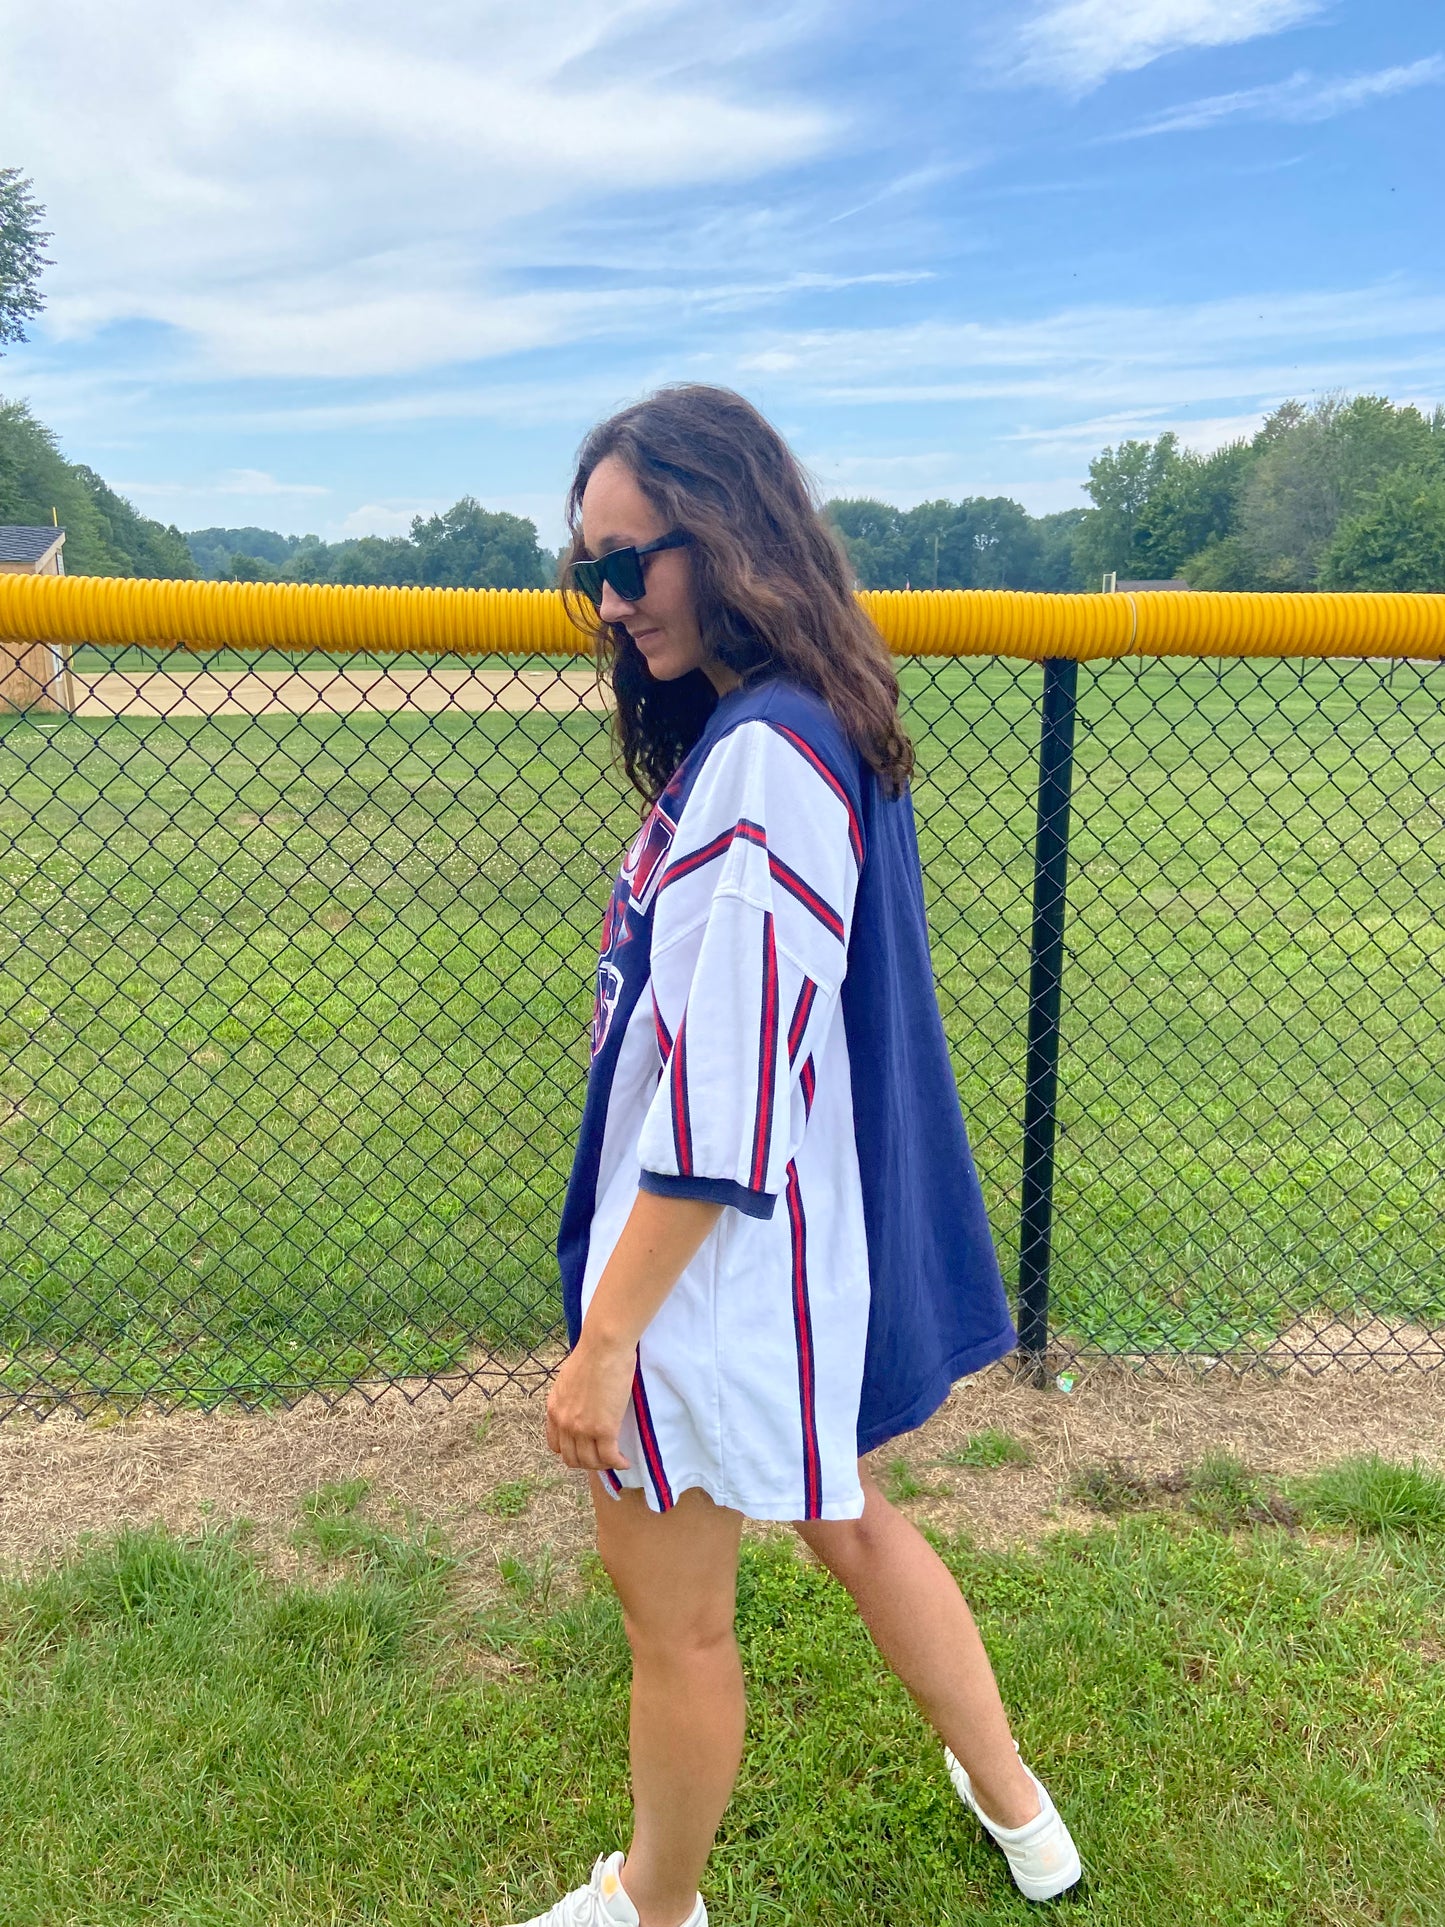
1115,578,1192,592
0,525,66,565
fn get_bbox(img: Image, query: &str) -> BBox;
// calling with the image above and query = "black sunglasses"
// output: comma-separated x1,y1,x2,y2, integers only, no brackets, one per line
569,530,691,608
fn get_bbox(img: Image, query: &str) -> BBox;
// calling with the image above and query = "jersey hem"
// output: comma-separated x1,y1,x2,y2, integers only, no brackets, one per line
599,1468,865,1523
857,1321,1019,1457
638,1169,777,1220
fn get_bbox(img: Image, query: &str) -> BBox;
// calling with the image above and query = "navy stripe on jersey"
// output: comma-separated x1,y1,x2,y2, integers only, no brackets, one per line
785,1161,823,1519
767,722,865,867
602,1468,623,1494
767,852,844,941
652,991,673,1062
800,1054,816,1118
657,818,766,892
670,1015,693,1173
749,912,779,1191
787,977,817,1064
632,1362,674,1511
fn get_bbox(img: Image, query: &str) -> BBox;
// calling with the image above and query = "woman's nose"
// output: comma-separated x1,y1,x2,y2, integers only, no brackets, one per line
597,580,637,625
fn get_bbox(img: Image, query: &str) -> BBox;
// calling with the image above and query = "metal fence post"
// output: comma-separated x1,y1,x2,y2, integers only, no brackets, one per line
1018,656,1080,1385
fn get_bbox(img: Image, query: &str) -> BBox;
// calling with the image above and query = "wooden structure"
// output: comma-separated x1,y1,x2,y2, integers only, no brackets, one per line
0,526,75,713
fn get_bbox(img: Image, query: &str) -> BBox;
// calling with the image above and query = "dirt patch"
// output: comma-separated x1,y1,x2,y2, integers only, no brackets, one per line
3,1354,1442,1588
68,666,607,720
1257,1315,1445,1371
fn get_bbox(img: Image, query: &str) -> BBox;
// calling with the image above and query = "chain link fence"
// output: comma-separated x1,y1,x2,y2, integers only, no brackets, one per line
2,642,1442,1419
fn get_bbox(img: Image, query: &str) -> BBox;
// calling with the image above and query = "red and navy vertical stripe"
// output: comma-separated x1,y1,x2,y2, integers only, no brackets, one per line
631,1360,675,1511
785,1159,823,1519
787,976,817,1064
669,1013,693,1173
749,912,779,1190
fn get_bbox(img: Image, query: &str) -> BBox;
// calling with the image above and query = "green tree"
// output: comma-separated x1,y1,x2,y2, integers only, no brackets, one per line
0,400,197,575
897,497,1042,589
318,535,418,585
827,495,1060,590
221,551,275,582
1236,394,1441,587
408,497,549,588
1319,470,1445,591
1072,434,1185,584
187,504,552,589
0,167,50,350
186,527,305,577
1033,508,1090,590
1134,440,1255,578
824,498,908,588
1180,533,1275,591
74,467,194,577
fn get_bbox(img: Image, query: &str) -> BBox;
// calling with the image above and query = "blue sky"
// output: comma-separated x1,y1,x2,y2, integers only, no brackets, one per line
2,0,1440,545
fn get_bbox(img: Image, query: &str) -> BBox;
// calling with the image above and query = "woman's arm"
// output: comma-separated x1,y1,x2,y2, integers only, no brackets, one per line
546,1189,723,1471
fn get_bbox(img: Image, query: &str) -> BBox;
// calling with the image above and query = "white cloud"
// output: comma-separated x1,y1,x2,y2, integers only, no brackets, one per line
734,283,1445,416
109,469,329,501
336,502,437,538
1122,54,1445,135
1011,0,1324,90
1005,409,1270,458
801,451,1088,514
0,0,836,379
217,469,329,497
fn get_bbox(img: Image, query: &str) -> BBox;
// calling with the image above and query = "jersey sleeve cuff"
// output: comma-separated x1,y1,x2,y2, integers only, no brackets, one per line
638,1169,777,1220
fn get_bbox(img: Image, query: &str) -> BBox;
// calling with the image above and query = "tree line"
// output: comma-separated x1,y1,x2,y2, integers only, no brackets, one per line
186,506,556,589
827,395,1445,594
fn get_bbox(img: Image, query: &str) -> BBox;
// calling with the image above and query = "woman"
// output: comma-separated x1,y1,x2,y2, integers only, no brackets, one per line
521,386,1081,1927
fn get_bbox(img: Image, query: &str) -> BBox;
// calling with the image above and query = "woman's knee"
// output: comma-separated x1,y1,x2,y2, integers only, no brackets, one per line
620,1601,738,1667
796,1513,869,1580
794,1475,891,1580
593,1486,742,1657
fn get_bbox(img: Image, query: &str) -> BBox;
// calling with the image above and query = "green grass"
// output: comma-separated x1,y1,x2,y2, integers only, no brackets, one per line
1294,1454,1445,1541
480,1480,534,1520
938,1429,1035,1471
2,651,1443,1409
3,1463,1444,1924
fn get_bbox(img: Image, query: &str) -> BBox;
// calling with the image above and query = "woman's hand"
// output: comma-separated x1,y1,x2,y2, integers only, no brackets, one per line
545,1333,637,1472
546,1190,723,1474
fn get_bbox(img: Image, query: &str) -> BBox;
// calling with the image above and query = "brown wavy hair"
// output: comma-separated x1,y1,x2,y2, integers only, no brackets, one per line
561,384,913,806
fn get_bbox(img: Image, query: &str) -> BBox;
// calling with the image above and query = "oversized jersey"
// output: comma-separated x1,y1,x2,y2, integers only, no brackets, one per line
557,676,1016,1521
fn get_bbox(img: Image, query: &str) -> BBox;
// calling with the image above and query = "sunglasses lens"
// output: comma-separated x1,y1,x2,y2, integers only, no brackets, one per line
572,543,657,609
571,559,604,605
604,550,647,602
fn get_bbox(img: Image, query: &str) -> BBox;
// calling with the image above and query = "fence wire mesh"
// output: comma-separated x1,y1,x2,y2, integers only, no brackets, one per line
2,643,1442,1420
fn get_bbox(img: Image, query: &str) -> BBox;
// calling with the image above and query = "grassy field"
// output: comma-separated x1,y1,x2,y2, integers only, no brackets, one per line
1,651,1442,1409
1,1453,1442,1924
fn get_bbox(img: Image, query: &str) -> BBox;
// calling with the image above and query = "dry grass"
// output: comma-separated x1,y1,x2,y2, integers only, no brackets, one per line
3,1351,1443,1588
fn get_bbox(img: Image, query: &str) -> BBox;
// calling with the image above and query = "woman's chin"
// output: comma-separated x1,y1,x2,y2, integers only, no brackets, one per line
639,649,694,683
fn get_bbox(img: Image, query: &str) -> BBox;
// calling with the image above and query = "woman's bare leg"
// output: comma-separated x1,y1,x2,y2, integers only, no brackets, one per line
591,1480,745,1927
795,1462,1040,1830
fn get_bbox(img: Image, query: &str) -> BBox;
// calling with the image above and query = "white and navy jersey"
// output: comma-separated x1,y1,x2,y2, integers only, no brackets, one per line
557,677,1016,1521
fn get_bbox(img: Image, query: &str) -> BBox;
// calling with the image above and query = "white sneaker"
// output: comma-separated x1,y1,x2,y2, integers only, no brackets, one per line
506,1851,707,1927
944,1742,1082,1901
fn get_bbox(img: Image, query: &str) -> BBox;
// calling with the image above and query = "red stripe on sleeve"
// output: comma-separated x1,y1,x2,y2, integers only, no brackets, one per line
749,912,779,1192
787,977,818,1064
670,1014,693,1174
